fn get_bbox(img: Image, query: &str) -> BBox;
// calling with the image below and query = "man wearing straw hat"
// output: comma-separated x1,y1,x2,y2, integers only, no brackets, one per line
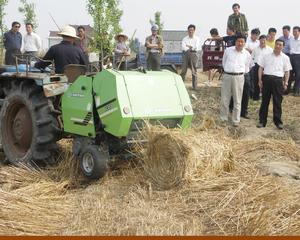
114,33,130,70
145,24,164,71
35,25,87,74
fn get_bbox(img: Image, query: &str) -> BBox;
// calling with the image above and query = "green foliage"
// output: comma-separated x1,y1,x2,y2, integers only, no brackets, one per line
18,0,38,30
150,11,164,35
129,37,140,54
0,0,9,63
87,0,123,56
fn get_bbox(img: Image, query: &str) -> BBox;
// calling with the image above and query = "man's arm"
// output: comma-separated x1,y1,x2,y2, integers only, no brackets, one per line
207,36,223,41
34,47,54,70
36,35,42,51
283,71,290,91
181,37,189,52
3,32,8,49
243,14,249,33
258,66,264,90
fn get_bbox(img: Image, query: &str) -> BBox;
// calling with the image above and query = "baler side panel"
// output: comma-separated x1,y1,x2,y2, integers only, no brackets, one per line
62,76,96,137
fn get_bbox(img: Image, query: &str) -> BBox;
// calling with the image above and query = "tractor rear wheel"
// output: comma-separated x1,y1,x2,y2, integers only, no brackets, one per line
0,80,59,166
79,144,109,180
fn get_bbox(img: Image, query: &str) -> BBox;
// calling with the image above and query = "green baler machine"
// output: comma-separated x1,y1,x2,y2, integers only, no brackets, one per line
62,69,193,179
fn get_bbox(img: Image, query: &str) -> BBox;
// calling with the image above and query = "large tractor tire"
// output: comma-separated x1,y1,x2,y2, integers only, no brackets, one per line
0,80,60,166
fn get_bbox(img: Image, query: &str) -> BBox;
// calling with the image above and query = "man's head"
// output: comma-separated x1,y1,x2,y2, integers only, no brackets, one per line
26,23,33,34
274,39,285,54
250,28,260,41
188,24,196,37
11,21,21,33
227,27,235,36
235,34,246,51
268,28,277,41
210,28,219,38
77,26,86,38
293,26,300,39
232,3,240,15
151,24,159,36
259,35,267,48
282,25,291,38
58,25,79,43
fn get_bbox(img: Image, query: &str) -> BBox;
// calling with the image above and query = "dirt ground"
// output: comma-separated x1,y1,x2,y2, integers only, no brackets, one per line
0,70,299,236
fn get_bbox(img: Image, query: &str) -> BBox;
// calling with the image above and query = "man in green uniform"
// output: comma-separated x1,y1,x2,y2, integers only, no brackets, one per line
227,3,249,36
145,25,164,71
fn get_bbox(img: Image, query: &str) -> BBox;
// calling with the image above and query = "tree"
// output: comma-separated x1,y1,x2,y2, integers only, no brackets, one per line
87,0,123,62
129,37,140,54
0,0,8,64
150,11,164,35
18,0,38,29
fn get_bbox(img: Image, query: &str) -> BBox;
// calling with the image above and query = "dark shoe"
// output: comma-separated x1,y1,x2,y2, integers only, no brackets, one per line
257,123,266,128
276,124,284,130
241,114,250,119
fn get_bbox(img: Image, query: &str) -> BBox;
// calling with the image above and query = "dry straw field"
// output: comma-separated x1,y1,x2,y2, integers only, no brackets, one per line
0,75,299,236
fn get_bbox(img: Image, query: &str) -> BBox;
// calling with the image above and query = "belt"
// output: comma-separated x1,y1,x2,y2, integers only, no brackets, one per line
264,74,282,79
224,72,244,76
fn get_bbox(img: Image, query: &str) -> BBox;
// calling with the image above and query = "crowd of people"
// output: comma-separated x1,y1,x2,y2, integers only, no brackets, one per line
2,2,299,131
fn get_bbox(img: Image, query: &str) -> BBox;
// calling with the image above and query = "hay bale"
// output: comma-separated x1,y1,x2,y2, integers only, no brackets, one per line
135,125,191,191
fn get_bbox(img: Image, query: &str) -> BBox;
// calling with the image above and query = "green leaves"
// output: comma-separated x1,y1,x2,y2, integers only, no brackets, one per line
150,11,164,35
86,0,123,54
18,0,38,30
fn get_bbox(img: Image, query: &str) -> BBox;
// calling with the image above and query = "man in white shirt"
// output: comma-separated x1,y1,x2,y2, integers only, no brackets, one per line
251,35,273,100
245,28,260,54
257,39,292,130
290,26,300,96
180,24,201,90
220,35,252,127
22,23,42,58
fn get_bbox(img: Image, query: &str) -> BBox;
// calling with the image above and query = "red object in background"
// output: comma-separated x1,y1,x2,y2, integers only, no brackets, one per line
202,40,225,72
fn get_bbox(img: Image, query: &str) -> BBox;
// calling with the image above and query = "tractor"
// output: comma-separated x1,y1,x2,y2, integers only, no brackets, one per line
0,58,194,179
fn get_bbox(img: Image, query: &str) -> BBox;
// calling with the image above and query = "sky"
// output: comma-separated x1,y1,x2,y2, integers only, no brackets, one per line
3,0,300,49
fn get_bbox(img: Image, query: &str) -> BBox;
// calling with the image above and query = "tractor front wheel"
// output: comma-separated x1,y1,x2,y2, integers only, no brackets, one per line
79,145,109,180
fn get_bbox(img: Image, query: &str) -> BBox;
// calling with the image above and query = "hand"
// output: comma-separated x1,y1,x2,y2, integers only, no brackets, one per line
258,80,263,90
283,82,288,91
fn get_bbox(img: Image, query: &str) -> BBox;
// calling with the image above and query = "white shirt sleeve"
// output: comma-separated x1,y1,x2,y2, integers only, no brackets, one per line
222,48,229,69
257,54,265,68
182,37,189,52
283,55,292,72
195,37,201,52
36,34,42,51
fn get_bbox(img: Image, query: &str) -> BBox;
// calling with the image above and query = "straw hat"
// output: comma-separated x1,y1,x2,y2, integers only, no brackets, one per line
57,25,79,39
115,33,128,41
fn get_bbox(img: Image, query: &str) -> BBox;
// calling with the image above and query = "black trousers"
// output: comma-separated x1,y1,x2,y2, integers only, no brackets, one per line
252,64,261,100
259,75,284,126
5,49,21,65
229,73,250,117
290,54,300,94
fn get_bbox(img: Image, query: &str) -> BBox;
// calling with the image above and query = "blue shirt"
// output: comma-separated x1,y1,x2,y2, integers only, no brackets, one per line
3,30,22,51
223,35,237,48
35,41,88,74
279,35,291,55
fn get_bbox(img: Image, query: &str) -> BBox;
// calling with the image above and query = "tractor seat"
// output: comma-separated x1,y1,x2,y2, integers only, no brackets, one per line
64,64,87,83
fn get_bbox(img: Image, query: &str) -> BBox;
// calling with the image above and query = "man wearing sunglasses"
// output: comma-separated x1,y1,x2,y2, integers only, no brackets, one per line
3,22,22,65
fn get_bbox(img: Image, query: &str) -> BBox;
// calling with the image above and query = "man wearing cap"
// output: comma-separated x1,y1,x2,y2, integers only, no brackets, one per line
35,25,87,74
145,24,164,71
181,24,201,90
